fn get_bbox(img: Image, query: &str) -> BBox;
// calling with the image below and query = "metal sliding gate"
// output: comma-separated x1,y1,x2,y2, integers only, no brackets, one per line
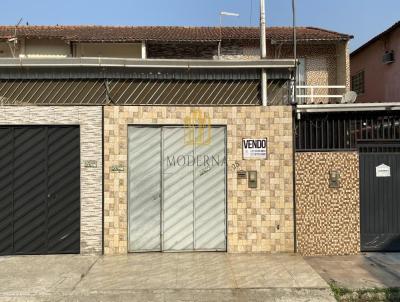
128,126,227,252
360,143,400,252
0,126,80,255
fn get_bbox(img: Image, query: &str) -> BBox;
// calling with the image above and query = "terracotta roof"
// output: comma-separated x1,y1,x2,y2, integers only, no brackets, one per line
0,25,352,43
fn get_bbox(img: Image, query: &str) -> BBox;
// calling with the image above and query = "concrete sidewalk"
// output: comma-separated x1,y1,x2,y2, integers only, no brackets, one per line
306,253,400,289
0,253,334,302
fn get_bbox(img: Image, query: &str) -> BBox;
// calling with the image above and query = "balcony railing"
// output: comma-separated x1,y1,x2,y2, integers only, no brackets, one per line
296,85,347,104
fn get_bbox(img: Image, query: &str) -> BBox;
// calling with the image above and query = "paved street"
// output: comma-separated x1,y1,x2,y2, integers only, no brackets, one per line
0,253,334,302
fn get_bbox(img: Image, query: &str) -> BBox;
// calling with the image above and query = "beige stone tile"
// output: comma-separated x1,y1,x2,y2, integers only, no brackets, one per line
104,106,294,254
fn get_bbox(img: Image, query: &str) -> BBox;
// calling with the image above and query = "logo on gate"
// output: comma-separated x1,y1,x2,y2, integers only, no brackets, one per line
184,110,212,146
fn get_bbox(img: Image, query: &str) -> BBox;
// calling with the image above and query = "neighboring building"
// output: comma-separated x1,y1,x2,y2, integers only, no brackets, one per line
351,21,400,102
0,25,354,257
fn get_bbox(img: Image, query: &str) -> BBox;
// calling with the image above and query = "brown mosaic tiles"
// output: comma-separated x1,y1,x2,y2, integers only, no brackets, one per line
295,152,360,256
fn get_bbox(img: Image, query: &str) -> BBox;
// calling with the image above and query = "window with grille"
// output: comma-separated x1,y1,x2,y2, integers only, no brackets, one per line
351,71,365,95
295,111,400,151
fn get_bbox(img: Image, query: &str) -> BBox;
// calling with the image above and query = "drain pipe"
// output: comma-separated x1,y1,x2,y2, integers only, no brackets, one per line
260,0,268,106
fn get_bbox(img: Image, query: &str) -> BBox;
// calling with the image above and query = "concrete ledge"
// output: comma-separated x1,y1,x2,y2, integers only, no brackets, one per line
0,57,296,69
0,288,335,302
297,102,400,113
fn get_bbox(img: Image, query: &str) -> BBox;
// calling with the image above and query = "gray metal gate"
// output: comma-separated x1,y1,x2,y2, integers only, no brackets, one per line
0,126,80,255
128,127,162,252
128,126,226,252
360,150,400,252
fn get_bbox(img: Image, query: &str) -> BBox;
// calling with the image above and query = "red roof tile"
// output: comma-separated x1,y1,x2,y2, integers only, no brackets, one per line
0,25,352,42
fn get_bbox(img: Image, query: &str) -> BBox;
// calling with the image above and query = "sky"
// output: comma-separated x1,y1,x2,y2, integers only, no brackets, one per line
1,0,399,51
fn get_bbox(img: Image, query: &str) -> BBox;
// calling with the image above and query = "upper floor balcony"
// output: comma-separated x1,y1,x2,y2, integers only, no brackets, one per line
296,85,355,105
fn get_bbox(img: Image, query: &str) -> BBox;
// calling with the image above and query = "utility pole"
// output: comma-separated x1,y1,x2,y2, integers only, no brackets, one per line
260,0,267,106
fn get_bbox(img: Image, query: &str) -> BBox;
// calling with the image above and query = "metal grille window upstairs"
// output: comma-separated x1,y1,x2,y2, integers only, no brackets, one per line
296,112,400,151
0,79,262,106
351,71,365,95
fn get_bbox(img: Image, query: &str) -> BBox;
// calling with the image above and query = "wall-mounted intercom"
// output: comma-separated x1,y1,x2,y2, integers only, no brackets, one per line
248,171,257,189
329,170,340,188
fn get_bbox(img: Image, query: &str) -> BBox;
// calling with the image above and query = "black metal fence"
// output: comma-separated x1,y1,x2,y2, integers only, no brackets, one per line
295,111,400,151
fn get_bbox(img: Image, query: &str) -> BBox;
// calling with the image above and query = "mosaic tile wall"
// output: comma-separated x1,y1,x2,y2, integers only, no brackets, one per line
147,41,350,91
104,106,294,255
295,152,360,256
0,106,103,254
275,43,350,104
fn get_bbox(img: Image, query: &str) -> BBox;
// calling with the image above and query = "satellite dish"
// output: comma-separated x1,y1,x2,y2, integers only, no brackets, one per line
341,91,358,104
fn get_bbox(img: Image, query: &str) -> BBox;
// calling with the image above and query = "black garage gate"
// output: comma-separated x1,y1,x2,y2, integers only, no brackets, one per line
0,126,80,255
359,144,400,251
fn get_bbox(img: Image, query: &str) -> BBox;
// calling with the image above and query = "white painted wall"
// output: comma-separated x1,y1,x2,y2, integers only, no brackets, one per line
22,39,71,58
75,42,142,58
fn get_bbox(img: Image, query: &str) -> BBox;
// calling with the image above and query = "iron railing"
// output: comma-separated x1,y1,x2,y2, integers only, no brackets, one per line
0,78,291,106
295,111,400,151
296,85,346,104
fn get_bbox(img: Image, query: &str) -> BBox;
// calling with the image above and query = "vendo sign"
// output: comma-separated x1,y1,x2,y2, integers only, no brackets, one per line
242,138,267,159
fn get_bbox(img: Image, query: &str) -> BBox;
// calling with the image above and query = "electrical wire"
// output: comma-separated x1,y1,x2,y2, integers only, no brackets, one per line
250,0,253,26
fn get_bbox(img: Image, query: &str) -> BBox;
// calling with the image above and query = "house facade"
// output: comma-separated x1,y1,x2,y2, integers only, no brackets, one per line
295,105,400,255
351,21,400,103
0,25,365,257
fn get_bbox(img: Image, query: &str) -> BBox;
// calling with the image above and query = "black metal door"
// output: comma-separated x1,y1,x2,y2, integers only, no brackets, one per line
360,152,400,252
0,126,80,255
0,127,14,255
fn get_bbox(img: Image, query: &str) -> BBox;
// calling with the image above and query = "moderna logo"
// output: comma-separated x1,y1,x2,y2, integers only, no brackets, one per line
184,110,212,146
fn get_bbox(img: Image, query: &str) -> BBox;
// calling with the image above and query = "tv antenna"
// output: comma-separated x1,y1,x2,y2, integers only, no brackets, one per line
218,11,240,58
8,18,23,58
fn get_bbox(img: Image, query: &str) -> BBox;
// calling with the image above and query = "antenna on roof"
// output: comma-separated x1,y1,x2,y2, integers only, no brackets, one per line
14,18,23,36
220,11,240,17
8,18,23,58
218,11,240,58
250,0,254,26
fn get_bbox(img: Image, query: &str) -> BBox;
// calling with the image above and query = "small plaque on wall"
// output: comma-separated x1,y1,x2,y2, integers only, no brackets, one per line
376,164,391,178
84,160,97,168
242,138,267,160
111,165,125,172
237,170,247,179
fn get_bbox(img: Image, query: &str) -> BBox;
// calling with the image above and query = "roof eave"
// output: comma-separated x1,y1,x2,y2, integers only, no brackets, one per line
297,102,400,113
0,57,296,69
351,21,400,57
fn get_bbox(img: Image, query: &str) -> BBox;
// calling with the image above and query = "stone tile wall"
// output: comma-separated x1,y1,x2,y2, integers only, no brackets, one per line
104,106,294,255
295,152,360,256
0,106,103,254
